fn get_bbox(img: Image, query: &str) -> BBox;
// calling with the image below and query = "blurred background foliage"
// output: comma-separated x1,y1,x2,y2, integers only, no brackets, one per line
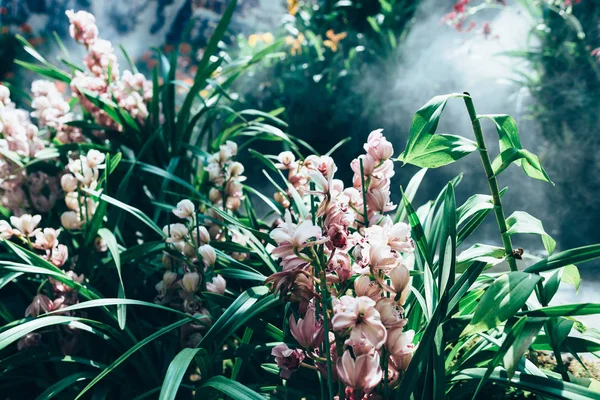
1,0,599,250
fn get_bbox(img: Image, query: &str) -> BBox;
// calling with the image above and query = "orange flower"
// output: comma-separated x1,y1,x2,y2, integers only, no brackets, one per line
288,0,300,16
248,32,275,48
285,33,305,56
323,29,347,52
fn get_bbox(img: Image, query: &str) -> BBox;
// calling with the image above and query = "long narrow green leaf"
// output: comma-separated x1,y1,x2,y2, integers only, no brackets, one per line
97,228,126,330
159,348,201,400
75,319,190,399
201,376,265,400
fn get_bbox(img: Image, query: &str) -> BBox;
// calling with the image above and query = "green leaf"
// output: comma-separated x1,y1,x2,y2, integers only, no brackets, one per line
400,93,476,168
438,182,456,296
398,134,478,168
479,114,552,184
505,211,556,255
503,317,547,378
159,348,201,400
394,168,427,223
35,372,96,400
525,244,600,273
561,265,581,292
200,286,272,348
451,368,600,399
75,318,190,399
82,189,165,238
201,376,265,400
518,303,600,317
462,272,541,336
491,148,553,184
456,244,506,273
473,317,528,397
97,228,126,330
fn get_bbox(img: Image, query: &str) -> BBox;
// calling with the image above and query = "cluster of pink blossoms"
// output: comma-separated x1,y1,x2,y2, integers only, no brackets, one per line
267,130,416,398
30,80,83,143
66,10,152,132
0,84,64,215
158,199,228,347
0,214,84,353
204,141,247,240
59,149,105,231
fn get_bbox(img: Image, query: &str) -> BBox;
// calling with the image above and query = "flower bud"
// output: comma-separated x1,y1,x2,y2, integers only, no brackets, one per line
173,199,195,219
181,272,200,294
198,244,216,268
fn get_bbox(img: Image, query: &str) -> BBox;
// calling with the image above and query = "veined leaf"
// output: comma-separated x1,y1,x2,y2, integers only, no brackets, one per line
456,244,506,273
492,147,553,184
398,134,477,168
462,272,541,336
525,244,600,273
505,211,556,255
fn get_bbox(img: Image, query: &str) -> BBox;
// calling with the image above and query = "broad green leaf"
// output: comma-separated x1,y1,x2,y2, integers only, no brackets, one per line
561,265,581,292
159,348,201,400
398,134,477,168
201,376,265,400
401,93,467,158
503,317,547,378
456,244,506,273
491,147,553,184
505,211,556,255
473,317,528,397
525,244,600,273
97,228,126,330
462,272,541,336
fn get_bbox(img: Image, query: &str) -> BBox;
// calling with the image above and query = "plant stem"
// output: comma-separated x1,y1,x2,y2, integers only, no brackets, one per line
463,94,518,272
312,247,335,399
359,159,369,228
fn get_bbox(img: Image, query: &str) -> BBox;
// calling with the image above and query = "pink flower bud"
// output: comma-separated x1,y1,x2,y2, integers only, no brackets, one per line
389,264,410,293
387,328,415,371
173,199,195,219
354,275,381,300
289,307,324,349
181,272,200,294
25,294,53,317
206,274,226,294
198,245,216,268
336,350,382,393
364,129,393,161
51,244,69,267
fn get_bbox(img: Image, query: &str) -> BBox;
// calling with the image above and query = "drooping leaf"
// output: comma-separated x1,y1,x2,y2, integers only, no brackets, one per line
491,147,553,184
505,211,556,255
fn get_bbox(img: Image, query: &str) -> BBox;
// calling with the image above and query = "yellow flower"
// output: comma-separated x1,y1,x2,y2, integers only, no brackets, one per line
248,34,260,48
288,0,300,16
248,32,275,48
286,33,305,56
323,29,347,52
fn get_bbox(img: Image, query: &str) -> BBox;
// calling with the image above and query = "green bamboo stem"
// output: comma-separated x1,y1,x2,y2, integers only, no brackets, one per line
463,93,518,272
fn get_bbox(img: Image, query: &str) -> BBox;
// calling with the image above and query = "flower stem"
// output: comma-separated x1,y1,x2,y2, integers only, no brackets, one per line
463,94,518,272
311,247,335,399
359,158,369,228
